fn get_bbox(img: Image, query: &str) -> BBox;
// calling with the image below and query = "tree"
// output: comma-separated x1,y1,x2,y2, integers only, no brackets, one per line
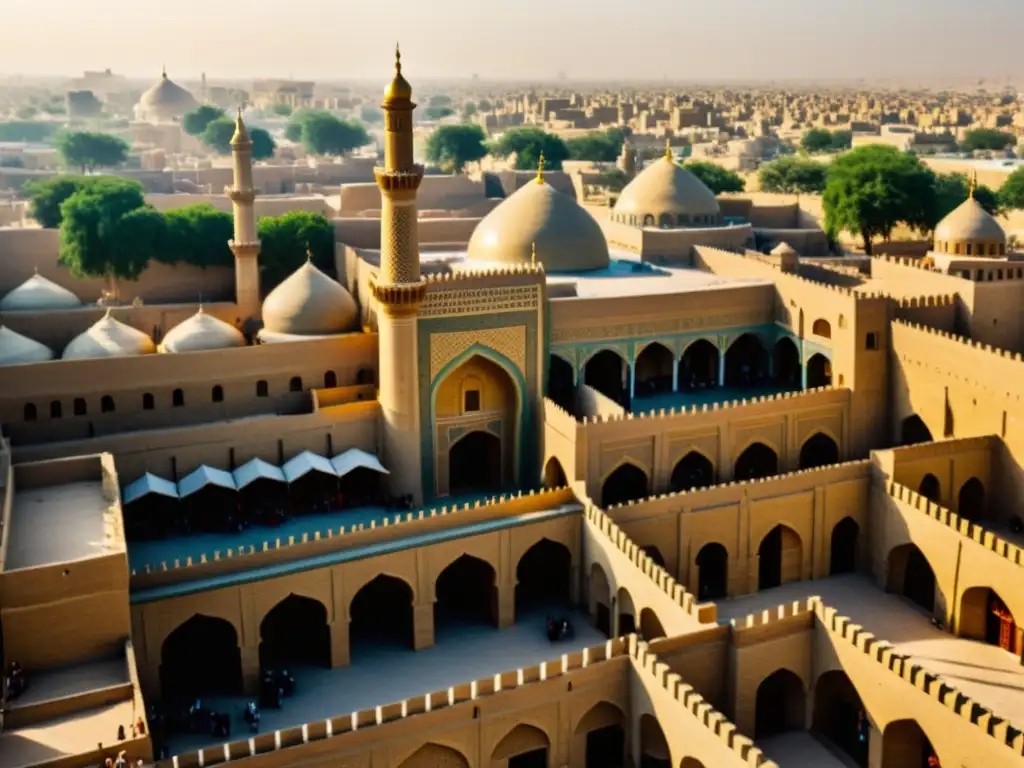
199,117,236,154
107,206,169,274
429,95,452,108
257,211,334,291
183,105,226,137
162,204,234,269
929,172,1001,227
490,127,569,170
566,127,628,162
24,176,92,228
478,99,492,112
830,130,853,151
16,106,38,120
961,128,1014,153
57,180,148,280
758,156,828,194
684,161,745,194
801,128,835,153
55,131,129,173
822,145,935,254
250,127,276,160
461,103,478,120
424,106,454,121
301,113,370,156
0,121,56,142
999,166,1024,211
426,124,488,173
270,103,293,117
360,105,383,124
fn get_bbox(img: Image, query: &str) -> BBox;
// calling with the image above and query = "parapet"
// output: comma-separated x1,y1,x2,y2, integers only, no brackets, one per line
893,319,1024,367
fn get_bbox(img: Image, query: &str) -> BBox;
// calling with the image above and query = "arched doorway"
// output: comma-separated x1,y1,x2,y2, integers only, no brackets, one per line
758,525,802,591
435,554,497,631
830,517,859,575
812,670,869,766
754,669,805,739
806,353,832,388
900,415,933,446
918,474,941,504
544,457,567,489
725,333,768,387
670,451,714,492
678,339,718,390
589,563,612,637
959,587,1022,654
548,354,576,410
639,608,666,640
639,713,671,768
696,543,728,600
576,701,625,768
349,575,414,654
957,478,985,522
616,588,636,635
734,443,778,481
887,544,936,613
516,538,572,616
881,719,939,768
773,337,801,388
602,463,649,507
492,724,550,768
398,744,470,768
641,546,666,569
634,343,674,396
585,350,627,404
259,594,330,669
799,432,839,469
679,761,706,768
449,431,502,496
160,615,241,699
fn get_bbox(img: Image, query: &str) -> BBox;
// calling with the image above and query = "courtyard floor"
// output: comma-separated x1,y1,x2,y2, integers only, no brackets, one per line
758,732,855,768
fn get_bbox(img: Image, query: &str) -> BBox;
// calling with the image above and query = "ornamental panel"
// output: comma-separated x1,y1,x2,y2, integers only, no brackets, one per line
430,325,527,383
421,285,540,319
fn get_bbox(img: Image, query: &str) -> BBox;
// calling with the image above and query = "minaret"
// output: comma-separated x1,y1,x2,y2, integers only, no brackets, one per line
617,136,636,178
372,44,426,505
226,108,261,323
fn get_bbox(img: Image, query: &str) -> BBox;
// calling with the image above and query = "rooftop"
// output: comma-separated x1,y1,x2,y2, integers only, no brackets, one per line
0,698,136,768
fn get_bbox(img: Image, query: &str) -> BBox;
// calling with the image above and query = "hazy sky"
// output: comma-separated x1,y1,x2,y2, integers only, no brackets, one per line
1,0,1021,82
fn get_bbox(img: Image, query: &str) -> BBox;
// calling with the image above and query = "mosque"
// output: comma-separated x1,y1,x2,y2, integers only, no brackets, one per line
1,49,1024,768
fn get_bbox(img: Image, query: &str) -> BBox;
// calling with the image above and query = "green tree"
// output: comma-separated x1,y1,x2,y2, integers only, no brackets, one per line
24,176,91,228
0,122,56,142
478,99,492,112
758,156,828,194
961,128,1014,153
257,211,334,292
426,124,488,173
830,130,853,151
301,113,370,156
16,105,38,120
597,169,629,192
461,102,478,120
429,95,452,108
999,166,1024,210
57,180,148,280
55,131,129,173
162,204,234,269
684,161,745,194
360,105,383,124
929,172,1001,228
199,117,236,154
566,128,628,162
250,127,276,160
270,103,293,117
490,127,569,170
822,145,935,254
183,105,226,137
424,106,454,121
801,128,835,153
107,206,169,273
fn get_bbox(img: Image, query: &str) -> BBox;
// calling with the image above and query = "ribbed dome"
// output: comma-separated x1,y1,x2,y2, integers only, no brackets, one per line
613,156,720,223
467,179,610,272
262,261,358,336
137,70,198,122
0,325,54,366
0,273,82,311
159,308,246,353
63,312,156,360
935,197,1006,245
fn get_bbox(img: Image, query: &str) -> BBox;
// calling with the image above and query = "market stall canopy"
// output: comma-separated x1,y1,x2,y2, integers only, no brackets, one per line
282,451,337,483
177,465,238,499
233,458,287,490
123,472,179,505
331,448,390,477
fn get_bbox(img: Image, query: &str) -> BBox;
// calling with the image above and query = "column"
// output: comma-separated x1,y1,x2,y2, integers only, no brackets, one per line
329,619,350,668
801,350,809,391
718,352,726,387
240,645,260,695
611,597,620,636
495,581,516,628
672,354,679,392
569,564,581,607
412,601,435,651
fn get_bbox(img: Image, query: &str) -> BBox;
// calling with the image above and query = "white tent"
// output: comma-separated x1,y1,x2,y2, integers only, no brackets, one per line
232,457,287,490
177,465,237,499
122,472,179,505
330,448,389,477
282,451,337,483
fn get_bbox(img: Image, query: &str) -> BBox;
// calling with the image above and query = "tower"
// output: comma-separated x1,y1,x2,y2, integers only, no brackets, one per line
617,136,636,178
226,109,261,324
372,45,427,505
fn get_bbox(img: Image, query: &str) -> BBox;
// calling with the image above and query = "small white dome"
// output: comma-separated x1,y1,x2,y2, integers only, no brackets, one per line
63,312,156,360
159,308,245,353
261,261,358,336
935,197,1006,245
613,154,721,223
0,273,82,311
137,69,198,122
0,325,54,366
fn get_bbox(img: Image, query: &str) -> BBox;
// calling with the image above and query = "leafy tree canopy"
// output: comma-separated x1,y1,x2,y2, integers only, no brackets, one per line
250,127,276,161
270,103,293,117
566,127,628,162
199,117,236,155
58,180,148,280
999,166,1024,211
25,175,143,228
301,113,370,156
183,105,226,137
684,161,745,194
801,128,851,154
429,95,452,108
490,127,569,171
478,99,492,112
960,128,1015,153
461,103,478,120
0,121,57,142
822,144,935,254
16,106,38,120
929,172,1001,228
55,131,129,173
758,156,828,195
162,204,234,269
425,124,488,173
423,106,454,121
360,105,383,124
257,210,334,292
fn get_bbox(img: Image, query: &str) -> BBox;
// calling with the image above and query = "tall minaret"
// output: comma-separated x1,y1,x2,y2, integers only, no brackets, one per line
372,44,426,505
227,108,261,323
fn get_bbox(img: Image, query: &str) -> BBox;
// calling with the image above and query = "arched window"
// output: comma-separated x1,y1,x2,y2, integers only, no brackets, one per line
142,393,155,410
256,380,269,397
643,214,654,227
23,403,37,421
101,395,115,413
212,385,224,403
172,389,185,407
323,370,337,388
50,401,62,419
812,319,831,339
289,376,303,392
73,398,87,416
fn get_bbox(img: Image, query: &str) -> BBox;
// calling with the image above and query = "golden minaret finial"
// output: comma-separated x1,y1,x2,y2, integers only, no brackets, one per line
969,170,977,199
664,138,673,161
395,42,402,75
536,152,545,184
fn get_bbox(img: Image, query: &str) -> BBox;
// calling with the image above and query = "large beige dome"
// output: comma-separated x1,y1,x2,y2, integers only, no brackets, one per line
0,273,82,311
137,69,198,122
63,312,156,360
261,261,358,336
0,325,53,366
613,155,721,227
159,308,246,353
934,196,1006,256
467,178,610,272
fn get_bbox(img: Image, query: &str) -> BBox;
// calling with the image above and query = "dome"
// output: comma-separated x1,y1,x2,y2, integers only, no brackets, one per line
0,325,53,366
0,273,82,311
159,308,246,353
137,69,198,122
613,153,721,226
934,196,1006,250
63,311,156,360
467,177,610,272
261,261,358,336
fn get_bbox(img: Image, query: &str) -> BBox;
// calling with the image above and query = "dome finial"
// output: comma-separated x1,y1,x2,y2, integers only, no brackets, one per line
664,138,673,161
969,169,977,199
305,244,313,263
162,64,167,80
536,152,545,184
395,42,402,75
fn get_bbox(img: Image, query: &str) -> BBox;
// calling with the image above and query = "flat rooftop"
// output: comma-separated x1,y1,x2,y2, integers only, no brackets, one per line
0,699,136,768
4,656,128,713
5,480,119,571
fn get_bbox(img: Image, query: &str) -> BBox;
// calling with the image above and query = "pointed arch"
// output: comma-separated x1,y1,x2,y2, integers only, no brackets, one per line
806,353,832,388
957,477,985,522
882,719,940,768
670,450,715,492
616,586,636,635
259,593,330,668
639,608,666,640
491,723,550,762
900,414,932,446
696,543,728,600
348,574,415,654
589,562,612,637
725,332,768,386
544,456,567,489
734,442,778,481
678,338,719,391
799,431,839,469
601,461,649,506
829,517,859,575
758,524,802,590
516,537,572,614
773,337,801,388
918,473,941,503
812,670,869,765
959,587,1021,654
634,341,674,396
886,544,936,613
584,348,628,403
435,553,498,630
755,668,805,739
160,614,241,698
397,744,469,768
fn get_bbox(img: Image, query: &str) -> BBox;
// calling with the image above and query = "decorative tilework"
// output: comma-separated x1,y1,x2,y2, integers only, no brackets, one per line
421,285,540,319
429,325,527,382
380,202,419,285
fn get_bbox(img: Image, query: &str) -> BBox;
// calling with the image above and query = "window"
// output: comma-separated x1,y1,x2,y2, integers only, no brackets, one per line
865,332,879,350
966,244,972,255
73,398,87,416
50,401,62,419
101,395,115,413
256,380,269,397
324,371,337,388
142,393,155,410
172,389,185,407
838,314,846,329
212,385,224,403
464,390,481,412
23,403,37,421
955,243,961,255
998,270,1004,279
289,376,303,392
